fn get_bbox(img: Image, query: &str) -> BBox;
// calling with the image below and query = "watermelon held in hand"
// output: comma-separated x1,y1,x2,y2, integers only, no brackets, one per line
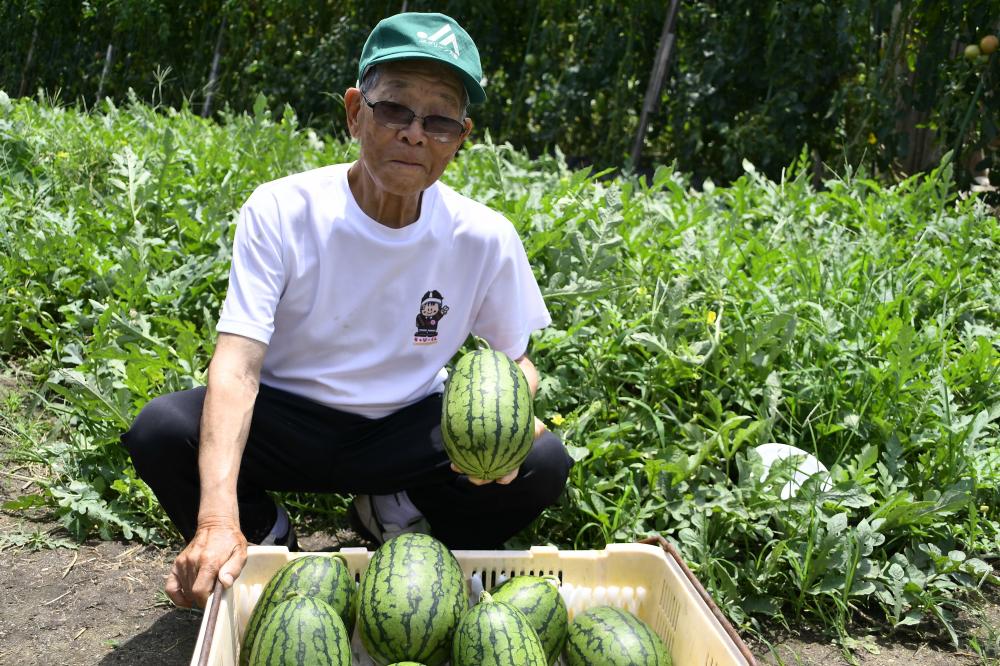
239,554,356,666
489,575,568,664
565,605,671,666
452,590,548,666
442,349,535,481
247,595,351,666
357,533,468,666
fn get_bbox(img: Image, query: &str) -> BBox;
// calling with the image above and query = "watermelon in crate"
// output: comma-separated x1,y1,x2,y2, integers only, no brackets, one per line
489,575,568,664
452,590,547,665
565,605,671,666
247,595,350,666
238,554,354,666
356,533,468,666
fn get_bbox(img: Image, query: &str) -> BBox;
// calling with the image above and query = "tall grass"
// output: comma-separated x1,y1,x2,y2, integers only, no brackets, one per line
1,92,998,647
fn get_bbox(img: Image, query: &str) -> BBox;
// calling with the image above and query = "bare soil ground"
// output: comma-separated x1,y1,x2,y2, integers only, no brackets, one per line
1,372,997,665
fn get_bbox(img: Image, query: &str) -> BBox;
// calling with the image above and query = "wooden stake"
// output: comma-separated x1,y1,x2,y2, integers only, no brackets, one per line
18,20,39,98
630,0,681,169
96,43,114,104
202,14,228,118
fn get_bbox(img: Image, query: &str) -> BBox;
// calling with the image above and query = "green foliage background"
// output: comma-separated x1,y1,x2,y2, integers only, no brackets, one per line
1,94,999,643
2,0,999,184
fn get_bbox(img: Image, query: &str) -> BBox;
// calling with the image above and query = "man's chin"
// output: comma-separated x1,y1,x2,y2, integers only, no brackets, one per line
364,163,422,190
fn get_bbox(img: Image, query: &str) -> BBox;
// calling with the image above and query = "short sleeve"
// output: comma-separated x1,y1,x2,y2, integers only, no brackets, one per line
471,229,551,359
216,192,285,344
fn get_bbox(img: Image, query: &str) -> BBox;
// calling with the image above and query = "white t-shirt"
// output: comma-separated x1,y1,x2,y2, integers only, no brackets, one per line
217,162,551,418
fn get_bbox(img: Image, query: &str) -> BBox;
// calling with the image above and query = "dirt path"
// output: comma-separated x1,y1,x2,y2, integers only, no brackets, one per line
0,533,195,665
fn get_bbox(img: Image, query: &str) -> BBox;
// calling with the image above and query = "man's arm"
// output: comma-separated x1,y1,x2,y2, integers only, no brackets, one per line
514,353,548,438
166,332,266,608
453,353,546,486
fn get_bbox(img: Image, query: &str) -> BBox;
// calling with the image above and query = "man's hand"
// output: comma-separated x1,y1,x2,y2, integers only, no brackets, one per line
452,462,519,486
166,518,247,609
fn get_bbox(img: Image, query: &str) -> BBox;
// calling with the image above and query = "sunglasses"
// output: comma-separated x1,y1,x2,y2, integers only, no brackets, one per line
360,90,466,143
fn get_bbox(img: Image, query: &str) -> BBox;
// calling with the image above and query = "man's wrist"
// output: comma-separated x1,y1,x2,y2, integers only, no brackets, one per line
196,495,240,528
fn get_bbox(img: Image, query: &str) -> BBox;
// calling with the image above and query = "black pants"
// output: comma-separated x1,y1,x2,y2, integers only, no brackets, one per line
120,384,573,549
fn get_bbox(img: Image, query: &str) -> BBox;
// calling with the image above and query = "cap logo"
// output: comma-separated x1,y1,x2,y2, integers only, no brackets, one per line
416,23,460,58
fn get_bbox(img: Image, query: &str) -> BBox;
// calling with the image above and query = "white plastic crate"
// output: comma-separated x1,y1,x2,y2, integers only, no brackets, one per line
191,538,756,665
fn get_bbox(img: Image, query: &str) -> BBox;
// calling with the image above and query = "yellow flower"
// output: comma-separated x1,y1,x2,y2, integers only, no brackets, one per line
56,151,69,159
550,413,566,426
706,310,717,325
867,132,877,145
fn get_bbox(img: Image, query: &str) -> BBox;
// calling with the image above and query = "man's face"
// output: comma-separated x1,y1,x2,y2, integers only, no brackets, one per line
348,60,472,198
421,301,440,316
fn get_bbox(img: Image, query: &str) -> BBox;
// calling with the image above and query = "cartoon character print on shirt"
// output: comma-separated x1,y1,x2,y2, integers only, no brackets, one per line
414,290,450,345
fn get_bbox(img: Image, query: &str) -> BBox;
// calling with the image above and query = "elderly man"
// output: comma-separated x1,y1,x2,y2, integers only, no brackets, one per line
120,12,572,609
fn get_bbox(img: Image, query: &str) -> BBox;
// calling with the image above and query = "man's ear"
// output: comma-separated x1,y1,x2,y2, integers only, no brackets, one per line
344,88,362,138
456,117,474,156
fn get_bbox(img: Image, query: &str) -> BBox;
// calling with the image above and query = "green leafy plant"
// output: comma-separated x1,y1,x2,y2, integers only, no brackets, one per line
1,96,998,653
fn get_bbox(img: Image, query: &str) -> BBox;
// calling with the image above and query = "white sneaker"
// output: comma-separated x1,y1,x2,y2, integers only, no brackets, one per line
349,492,429,545
257,504,298,550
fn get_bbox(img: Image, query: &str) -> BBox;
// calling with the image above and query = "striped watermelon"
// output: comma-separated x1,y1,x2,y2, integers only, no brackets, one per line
247,595,351,666
490,576,568,664
452,591,547,666
357,533,468,666
239,555,355,666
441,349,534,480
565,606,671,666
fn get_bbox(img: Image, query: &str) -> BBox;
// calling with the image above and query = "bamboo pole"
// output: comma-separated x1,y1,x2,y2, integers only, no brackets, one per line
18,19,40,97
96,43,114,103
629,0,681,169
202,14,228,118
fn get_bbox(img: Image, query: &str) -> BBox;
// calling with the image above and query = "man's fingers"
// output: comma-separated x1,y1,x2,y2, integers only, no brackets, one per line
191,564,220,609
451,462,486,483
451,462,520,486
466,475,492,486
218,545,248,588
496,467,519,485
165,570,191,609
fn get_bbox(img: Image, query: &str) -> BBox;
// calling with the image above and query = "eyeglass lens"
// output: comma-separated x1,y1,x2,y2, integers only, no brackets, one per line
366,95,464,141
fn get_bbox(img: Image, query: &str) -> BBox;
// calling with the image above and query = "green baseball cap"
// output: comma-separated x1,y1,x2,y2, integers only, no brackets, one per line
358,12,486,104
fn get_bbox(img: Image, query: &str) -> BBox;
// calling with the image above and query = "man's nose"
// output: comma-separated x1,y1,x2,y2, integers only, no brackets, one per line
398,117,427,145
